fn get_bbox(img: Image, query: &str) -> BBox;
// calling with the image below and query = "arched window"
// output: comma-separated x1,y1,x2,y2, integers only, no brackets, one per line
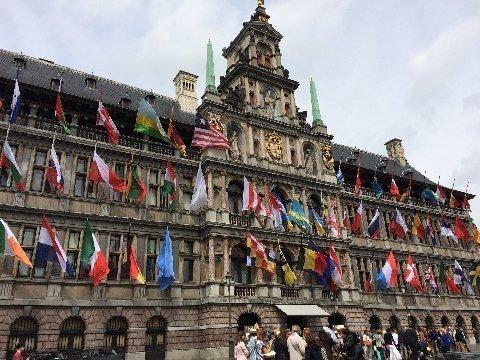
146,316,167,360
441,315,450,327
7,317,38,359
456,315,466,328
471,316,480,343
249,91,256,106
105,316,128,355
237,312,260,331
228,181,243,214
58,316,85,355
369,315,382,331
425,315,435,330
231,244,252,284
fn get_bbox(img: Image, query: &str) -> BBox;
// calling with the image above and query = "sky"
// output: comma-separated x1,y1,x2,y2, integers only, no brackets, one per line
1,0,480,221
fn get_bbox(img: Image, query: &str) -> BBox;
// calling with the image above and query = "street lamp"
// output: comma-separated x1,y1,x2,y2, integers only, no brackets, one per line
225,272,234,359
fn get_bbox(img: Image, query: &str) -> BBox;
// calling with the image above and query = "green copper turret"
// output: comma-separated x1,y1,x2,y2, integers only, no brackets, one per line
310,78,323,126
206,40,217,93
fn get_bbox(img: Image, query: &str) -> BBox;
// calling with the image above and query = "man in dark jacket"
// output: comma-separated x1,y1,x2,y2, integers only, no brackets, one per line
339,326,364,360
403,323,420,360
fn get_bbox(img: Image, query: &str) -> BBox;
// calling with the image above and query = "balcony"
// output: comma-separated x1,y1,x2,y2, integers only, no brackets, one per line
234,285,256,297
281,287,299,298
229,213,252,227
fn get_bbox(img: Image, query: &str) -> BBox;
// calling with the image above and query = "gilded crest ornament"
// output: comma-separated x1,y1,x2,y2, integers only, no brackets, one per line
321,144,335,171
207,113,225,132
265,132,283,162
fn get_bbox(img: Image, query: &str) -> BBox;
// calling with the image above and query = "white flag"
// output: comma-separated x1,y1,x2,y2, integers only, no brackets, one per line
190,163,207,212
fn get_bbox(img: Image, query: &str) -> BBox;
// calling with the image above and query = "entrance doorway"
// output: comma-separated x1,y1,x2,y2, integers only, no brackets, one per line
237,312,260,332
286,316,308,331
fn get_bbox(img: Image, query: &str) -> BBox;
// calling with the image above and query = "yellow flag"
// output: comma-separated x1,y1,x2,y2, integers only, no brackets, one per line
282,263,297,286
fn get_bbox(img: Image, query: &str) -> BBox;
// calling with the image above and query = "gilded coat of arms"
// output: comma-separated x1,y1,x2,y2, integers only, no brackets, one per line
207,113,225,132
265,132,283,162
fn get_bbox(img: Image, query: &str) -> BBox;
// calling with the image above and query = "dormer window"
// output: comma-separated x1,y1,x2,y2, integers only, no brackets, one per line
14,57,26,71
85,77,97,89
119,97,131,109
50,78,61,90
145,94,156,106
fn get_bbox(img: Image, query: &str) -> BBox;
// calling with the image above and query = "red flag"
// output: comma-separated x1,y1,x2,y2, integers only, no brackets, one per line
351,203,363,235
403,255,424,292
89,150,128,192
97,101,120,144
445,274,461,294
342,209,351,232
363,275,373,293
354,167,362,194
168,119,187,157
454,217,470,241
390,177,400,199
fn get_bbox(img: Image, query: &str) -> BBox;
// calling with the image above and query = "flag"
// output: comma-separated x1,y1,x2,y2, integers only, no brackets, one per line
35,216,74,276
421,188,438,204
245,233,274,274
126,164,146,201
436,185,447,204
97,101,120,144
167,119,187,157
157,227,175,290
310,206,326,236
389,209,409,239
161,161,177,212
412,214,426,241
342,209,351,232
303,245,327,277
367,209,381,239
441,222,458,243
54,93,71,134
376,251,398,289
190,162,207,212
372,178,384,198
439,262,460,294
327,207,340,238
449,191,460,208
329,242,342,286
424,265,439,295
45,143,64,192
266,186,287,231
135,99,168,140
354,167,362,194
80,220,109,286
89,150,128,192
426,215,437,246
336,163,344,185
469,262,480,288
279,247,296,286
454,260,475,295
0,140,25,190
0,218,32,267
453,217,470,241
192,114,229,149
403,255,424,292
351,202,363,235
9,79,21,124
363,274,373,293
242,178,270,225
399,179,411,203
288,200,311,232
390,177,400,199
126,238,145,284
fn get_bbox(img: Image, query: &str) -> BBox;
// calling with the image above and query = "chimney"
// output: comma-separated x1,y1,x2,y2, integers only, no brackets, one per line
173,70,198,113
385,138,407,166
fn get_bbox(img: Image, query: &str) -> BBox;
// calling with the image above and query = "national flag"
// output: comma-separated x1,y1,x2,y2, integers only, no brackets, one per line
245,233,274,274
403,255,424,292
342,209,351,232
190,163,208,212
126,238,145,284
0,140,25,190
35,216,74,276
157,227,175,290
424,265,439,295
454,217,470,241
54,93,71,134
436,185,447,204
336,163,344,185
421,188,438,205
372,178,384,198
439,262,460,294
412,214,426,241
0,218,32,267
279,247,296,286
80,220,109,286
376,251,398,289
327,207,340,238
354,167,362,194
302,244,327,277
167,119,187,157
390,177,400,199
161,161,177,212
329,242,342,286
266,186,287,231
454,260,475,295
399,179,412,203
441,222,458,243
449,192,460,208
426,215,437,246
97,101,120,144
89,150,128,192
45,143,64,192
9,79,21,124
126,164,146,201
351,202,363,235
135,99,168,140
389,209,409,239
367,209,381,239
242,178,270,225
310,206,326,236
192,114,229,149
288,200,311,232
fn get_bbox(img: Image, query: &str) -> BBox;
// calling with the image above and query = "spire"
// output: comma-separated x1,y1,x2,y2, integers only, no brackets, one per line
310,78,323,127
205,40,217,93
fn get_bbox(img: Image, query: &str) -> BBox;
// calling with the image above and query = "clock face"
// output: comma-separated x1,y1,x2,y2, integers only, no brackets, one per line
265,132,283,162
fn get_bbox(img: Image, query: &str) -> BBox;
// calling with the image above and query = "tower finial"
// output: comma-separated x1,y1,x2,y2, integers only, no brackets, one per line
257,0,265,6
310,78,324,127
205,40,217,94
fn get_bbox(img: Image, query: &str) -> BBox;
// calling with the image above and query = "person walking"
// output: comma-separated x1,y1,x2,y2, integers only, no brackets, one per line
235,332,249,360
287,325,306,360
305,332,329,360
272,328,289,360
455,324,469,352
363,329,374,360
372,329,385,360
339,326,364,360
403,322,420,360
247,328,264,360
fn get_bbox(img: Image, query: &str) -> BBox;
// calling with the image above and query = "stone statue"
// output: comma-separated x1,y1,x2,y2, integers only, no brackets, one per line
258,0,265,6
305,149,315,176
229,130,240,161
262,87,278,119
322,145,335,172
222,85,245,112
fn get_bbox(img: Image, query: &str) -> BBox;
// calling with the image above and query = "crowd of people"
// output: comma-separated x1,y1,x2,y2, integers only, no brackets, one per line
234,321,472,360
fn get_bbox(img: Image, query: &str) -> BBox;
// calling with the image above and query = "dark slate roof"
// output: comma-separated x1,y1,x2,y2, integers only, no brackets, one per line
0,49,196,126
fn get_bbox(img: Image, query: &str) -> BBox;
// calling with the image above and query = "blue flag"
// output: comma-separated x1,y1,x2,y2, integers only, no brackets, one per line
157,227,175,290
421,188,438,204
372,178,384,198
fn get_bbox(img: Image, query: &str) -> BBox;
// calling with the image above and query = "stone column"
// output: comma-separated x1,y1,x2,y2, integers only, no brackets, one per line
255,80,261,107
351,257,361,288
207,171,214,209
285,137,291,164
208,238,215,281
291,92,298,118
279,88,286,117
259,129,266,160
344,252,355,288
223,238,230,279
301,188,308,215
379,210,387,239
295,138,302,167
247,125,254,157
220,172,228,211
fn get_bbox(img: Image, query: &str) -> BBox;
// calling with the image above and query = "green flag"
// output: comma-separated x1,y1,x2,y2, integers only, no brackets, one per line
80,220,95,267
127,165,146,201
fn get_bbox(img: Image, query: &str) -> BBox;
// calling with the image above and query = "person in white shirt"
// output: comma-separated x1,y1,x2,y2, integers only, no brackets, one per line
287,325,306,360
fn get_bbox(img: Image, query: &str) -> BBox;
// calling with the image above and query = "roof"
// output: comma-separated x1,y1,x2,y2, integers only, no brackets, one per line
0,49,196,126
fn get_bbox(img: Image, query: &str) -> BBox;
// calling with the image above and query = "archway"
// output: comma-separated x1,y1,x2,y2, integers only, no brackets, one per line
237,312,260,332
441,315,450,327
425,315,435,330
105,316,128,356
146,316,167,360
456,315,466,328
7,317,38,360
58,316,85,356
369,315,382,331
471,316,480,343
328,312,346,328
231,244,252,284
227,180,243,214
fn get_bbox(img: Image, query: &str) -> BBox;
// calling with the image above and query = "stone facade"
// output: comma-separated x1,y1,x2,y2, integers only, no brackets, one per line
0,3,478,360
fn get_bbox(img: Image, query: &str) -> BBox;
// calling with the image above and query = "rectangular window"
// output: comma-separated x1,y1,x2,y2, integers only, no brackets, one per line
65,231,81,278
148,170,159,206
182,241,194,283
107,234,122,281
183,192,192,211
31,149,48,192
120,236,131,281
18,227,37,278
146,237,159,282
74,157,88,197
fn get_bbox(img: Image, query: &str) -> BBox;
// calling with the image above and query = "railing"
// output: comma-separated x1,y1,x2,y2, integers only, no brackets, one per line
281,287,299,298
234,285,256,297
321,290,338,301
229,213,252,227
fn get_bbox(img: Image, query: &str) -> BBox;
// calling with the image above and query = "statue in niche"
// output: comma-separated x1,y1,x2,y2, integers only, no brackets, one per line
229,130,241,161
305,149,315,176
261,86,280,120
322,144,335,172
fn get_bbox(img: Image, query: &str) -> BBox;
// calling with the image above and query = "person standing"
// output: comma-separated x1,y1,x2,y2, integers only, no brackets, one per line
13,345,25,360
272,328,289,360
372,329,385,360
403,322,420,360
235,332,249,360
287,325,306,360
247,328,264,360
339,326,364,360
305,332,329,360
455,324,469,352
363,330,374,360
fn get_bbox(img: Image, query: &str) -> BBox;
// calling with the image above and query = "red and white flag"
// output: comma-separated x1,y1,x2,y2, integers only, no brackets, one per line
192,114,229,149
97,101,120,144
342,209,351,232
45,143,64,192
403,255,424,292
389,209,409,239
351,202,363,235
242,177,270,221
328,207,340,238
390,177,400,199
354,167,362,194
89,150,128,192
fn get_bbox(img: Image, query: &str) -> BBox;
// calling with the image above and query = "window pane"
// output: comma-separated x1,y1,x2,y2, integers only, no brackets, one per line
22,228,36,246
149,171,158,185
184,242,194,255
76,158,87,172
146,257,156,282
50,262,61,278
109,236,121,252
74,175,85,197
31,169,44,192
107,254,119,280
34,151,47,166
68,232,80,249
66,252,78,277
183,193,192,211
115,164,125,177
148,187,158,206
0,169,11,187
17,250,33,277
147,239,157,254
183,259,193,282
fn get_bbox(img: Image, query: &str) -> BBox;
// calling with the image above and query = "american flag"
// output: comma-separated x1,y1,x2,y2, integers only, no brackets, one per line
191,114,229,149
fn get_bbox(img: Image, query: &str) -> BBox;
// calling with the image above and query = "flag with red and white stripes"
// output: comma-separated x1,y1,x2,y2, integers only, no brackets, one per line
97,101,120,144
242,177,270,220
191,114,229,149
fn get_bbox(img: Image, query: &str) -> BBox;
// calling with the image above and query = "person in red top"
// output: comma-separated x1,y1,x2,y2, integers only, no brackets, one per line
13,344,25,360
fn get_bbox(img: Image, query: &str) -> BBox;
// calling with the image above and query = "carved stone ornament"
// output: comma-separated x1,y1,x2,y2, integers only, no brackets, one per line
265,132,283,162
229,130,241,161
322,144,335,172
207,113,225,132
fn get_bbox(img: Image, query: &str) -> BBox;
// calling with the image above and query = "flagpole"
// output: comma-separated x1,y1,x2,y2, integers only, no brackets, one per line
52,134,56,148
5,124,11,142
